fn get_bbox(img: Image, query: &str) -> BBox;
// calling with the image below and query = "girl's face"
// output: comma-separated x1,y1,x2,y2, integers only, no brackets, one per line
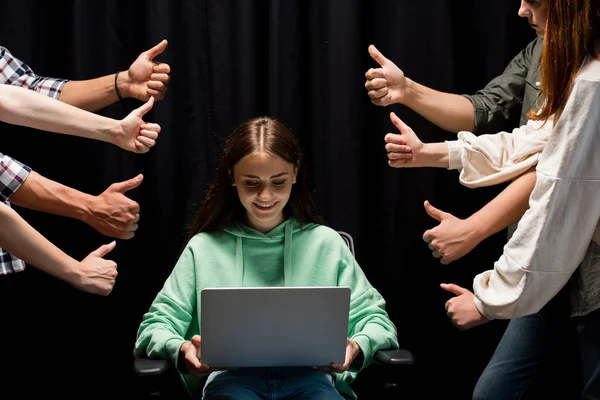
518,0,549,38
232,152,297,233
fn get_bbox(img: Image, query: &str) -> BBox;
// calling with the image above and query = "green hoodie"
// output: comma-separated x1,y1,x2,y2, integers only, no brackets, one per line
134,217,398,399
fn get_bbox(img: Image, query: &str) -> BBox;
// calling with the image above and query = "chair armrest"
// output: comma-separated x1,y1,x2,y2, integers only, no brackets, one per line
133,357,171,376
374,348,414,365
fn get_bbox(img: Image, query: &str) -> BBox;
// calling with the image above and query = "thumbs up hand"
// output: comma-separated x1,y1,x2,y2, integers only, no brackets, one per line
365,44,411,106
441,283,489,330
84,175,143,239
76,241,119,296
114,96,161,153
422,201,482,265
120,39,171,102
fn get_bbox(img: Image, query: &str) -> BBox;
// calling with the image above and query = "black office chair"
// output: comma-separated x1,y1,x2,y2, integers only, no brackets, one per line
133,231,414,399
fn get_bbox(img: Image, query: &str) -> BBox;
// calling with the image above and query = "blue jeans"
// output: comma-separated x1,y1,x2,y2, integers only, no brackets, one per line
202,367,343,400
473,286,578,400
575,307,600,400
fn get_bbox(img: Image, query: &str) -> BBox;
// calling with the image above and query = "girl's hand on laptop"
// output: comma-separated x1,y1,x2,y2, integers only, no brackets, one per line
180,335,224,377
315,338,362,373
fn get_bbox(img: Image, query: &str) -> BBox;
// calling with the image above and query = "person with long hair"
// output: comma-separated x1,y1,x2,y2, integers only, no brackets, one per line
384,0,600,397
134,116,398,399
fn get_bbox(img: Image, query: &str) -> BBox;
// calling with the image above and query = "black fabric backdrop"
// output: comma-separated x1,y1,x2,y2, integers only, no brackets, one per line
0,1,561,398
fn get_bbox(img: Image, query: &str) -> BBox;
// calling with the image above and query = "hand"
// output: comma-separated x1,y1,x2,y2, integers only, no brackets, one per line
114,97,161,153
180,335,225,378
422,201,481,264
86,175,143,239
122,40,170,101
315,338,362,373
385,112,426,167
442,283,490,330
365,45,411,106
74,241,118,296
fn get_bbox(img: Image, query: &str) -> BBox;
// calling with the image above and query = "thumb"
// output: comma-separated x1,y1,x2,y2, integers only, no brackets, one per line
110,174,144,193
135,96,154,117
440,283,468,296
389,112,412,135
424,200,449,222
368,44,389,67
192,335,201,348
90,241,117,258
145,39,168,60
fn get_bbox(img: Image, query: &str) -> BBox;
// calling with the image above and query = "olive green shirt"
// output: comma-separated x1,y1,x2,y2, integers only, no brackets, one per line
463,37,543,135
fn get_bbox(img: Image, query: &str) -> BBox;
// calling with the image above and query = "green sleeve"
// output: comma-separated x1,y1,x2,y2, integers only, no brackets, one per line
133,240,199,368
336,237,399,371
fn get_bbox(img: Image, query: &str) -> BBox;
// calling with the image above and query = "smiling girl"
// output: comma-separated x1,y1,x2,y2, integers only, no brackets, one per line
134,116,398,400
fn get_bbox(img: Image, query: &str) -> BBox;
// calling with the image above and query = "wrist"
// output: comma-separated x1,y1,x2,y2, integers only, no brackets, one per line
463,214,487,246
56,258,84,288
421,143,449,168
117,70,132,99
402,78,417,106
78,194,98,226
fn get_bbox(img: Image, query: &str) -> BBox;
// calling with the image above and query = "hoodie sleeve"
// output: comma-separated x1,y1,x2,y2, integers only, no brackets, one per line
445,117,551,188
134,240,199,367
335,237,399,371
472,74,600,320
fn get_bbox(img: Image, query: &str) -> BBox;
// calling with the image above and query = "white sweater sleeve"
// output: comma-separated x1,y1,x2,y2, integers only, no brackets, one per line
446,118,552,188
472,72,600,320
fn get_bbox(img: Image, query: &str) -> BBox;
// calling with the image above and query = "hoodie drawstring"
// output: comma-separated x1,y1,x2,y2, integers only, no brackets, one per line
236,236,243,286
284,222,293,287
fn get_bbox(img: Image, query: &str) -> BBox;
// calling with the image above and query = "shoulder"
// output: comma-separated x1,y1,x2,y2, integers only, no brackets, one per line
296,224,351,252
575,58,600,83
185,231,230,251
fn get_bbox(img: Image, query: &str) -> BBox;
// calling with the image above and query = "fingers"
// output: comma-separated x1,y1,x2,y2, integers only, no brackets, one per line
365,67,385,80
140,129,159,140
365,77,387,90
385,143,411,153
152,63,171,74
136,135,156,149
135,141,151,154
387,151,412,160
144,39,168,60
90,241,117,258
384,133,407,145
368,87,389,99
147,77,168,91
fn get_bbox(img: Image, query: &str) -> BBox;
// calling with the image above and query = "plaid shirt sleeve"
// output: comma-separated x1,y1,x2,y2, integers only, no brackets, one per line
0,46,68,99
0,151,31,275
0,151,31,202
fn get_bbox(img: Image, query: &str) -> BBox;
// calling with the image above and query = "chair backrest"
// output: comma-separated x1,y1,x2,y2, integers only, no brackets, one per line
337,231,355,257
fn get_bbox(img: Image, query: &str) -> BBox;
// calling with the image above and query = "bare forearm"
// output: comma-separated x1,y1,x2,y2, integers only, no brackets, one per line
0,203,79,283
10,171,94,223
0,85,119,143
421,142,450,168
467,170,536,241
404,79,475,133
59,73,127,112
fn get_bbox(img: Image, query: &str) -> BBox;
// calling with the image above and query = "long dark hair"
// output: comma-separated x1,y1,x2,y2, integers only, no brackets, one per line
529,0,600,121
186,116,324,241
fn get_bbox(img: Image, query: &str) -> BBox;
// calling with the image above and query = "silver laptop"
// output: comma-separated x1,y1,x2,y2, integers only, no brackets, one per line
200,286,350,368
